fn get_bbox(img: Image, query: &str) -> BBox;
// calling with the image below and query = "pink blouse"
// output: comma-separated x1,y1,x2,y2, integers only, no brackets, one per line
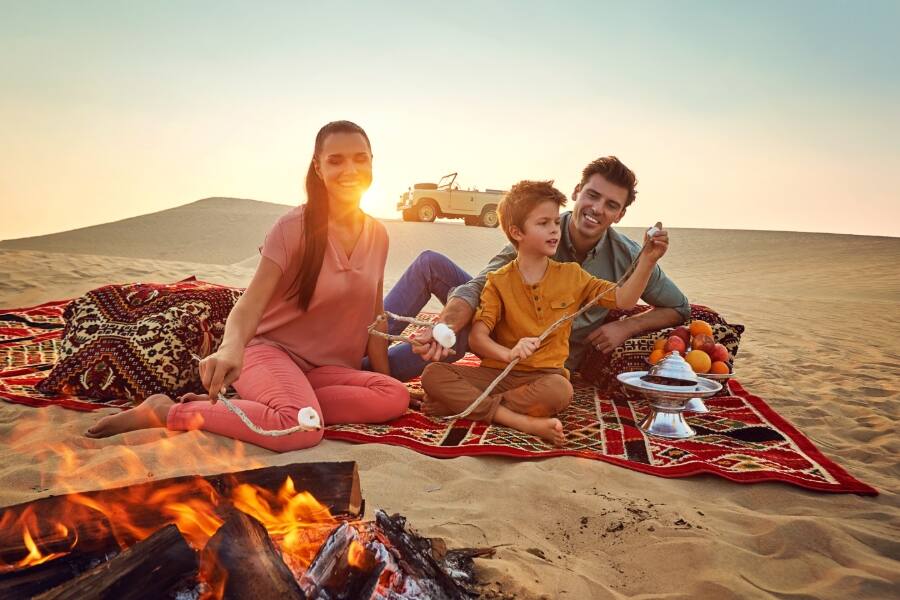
249,205,388,371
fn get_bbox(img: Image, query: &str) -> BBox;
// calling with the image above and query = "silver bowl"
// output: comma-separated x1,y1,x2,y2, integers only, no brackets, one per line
617,367,721,439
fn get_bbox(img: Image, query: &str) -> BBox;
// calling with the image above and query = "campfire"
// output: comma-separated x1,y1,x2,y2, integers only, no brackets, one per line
0,462,492,599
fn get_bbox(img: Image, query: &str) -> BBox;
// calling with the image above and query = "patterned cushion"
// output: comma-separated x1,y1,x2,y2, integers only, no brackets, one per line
578,304,745,393
36,278,242,402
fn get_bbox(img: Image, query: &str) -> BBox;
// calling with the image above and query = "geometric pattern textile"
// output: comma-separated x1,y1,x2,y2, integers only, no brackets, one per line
326,354,877,495
34,278,242,405
0,302,876,495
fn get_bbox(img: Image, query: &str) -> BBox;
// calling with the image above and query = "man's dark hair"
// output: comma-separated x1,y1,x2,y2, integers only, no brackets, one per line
576,156,638,207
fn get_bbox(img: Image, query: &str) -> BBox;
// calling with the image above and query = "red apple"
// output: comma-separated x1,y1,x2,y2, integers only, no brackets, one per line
710,343,729,363
664,336,686,355
671,326,691,345
691,334,715,354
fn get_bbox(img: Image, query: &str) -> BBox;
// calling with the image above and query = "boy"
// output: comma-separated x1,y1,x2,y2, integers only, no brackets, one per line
421,180,668,446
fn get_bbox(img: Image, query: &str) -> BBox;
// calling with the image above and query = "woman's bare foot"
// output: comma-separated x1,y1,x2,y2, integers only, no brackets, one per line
494,406,566,446
85,394,175,438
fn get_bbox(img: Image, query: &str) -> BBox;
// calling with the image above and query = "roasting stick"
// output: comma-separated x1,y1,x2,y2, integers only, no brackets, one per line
189,353,322,436
426,225,659,420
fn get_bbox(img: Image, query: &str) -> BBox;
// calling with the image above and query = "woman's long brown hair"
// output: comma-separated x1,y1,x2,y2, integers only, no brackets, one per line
291,120,371,311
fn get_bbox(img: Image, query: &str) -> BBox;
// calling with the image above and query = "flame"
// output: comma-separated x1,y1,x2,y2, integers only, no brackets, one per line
0,507,75,571
199,553,228,600
347,539,366,569
231,476,337,569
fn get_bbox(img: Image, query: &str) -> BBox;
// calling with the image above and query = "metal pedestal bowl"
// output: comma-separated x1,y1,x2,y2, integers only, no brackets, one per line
618,352,722,439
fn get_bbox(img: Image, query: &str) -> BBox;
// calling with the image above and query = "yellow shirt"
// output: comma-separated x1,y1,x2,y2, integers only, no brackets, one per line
473,259,618,376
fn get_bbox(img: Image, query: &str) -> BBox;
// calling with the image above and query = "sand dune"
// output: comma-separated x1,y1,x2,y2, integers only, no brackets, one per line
1,199,898,598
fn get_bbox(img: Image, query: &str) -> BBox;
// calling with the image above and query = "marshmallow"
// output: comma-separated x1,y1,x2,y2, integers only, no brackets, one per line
646,226,660,239
297,407,322,430
432,322,457,349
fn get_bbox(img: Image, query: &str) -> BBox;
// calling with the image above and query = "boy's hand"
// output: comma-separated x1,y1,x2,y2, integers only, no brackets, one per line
509,337,541,362
642,221,669,263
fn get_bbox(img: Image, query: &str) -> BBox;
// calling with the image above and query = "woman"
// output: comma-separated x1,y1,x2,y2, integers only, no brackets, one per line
86,120,409,451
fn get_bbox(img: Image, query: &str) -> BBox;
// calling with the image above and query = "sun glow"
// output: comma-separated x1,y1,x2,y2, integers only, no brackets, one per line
361,181,397,220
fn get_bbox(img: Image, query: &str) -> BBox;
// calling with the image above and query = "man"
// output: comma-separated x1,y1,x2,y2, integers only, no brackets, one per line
366,156,690,381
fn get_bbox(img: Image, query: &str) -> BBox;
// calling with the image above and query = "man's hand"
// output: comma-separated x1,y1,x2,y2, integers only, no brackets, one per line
410,326,453,362
509,337,541,362
642,221,669,263
586,320,632,354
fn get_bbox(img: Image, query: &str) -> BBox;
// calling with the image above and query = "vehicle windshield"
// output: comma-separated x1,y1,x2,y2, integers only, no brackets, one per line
437,173,458,190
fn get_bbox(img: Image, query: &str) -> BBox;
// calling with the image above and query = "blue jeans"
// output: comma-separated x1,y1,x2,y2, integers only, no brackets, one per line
362,250,472,382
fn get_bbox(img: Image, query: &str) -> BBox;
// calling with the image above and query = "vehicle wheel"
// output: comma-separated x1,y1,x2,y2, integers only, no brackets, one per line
464,216,479,226
416,201,438,223
413,182,438,190
402,208,416,222
479,205,499,228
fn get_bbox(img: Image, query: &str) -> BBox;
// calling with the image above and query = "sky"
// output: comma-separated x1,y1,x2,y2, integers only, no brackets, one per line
1,0,898,240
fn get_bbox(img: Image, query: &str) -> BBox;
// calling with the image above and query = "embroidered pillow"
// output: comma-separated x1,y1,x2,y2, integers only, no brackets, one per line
578,304,745,393
37,278,242,402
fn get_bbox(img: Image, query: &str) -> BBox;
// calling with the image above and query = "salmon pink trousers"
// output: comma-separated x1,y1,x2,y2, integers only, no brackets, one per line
166,344,409,451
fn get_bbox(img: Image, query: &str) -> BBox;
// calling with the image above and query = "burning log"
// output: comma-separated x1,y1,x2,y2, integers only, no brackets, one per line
201,510,305,600
374,511,473,599
0,550,113,599
33,524,196,600
300,522,385,600
0,461,362,564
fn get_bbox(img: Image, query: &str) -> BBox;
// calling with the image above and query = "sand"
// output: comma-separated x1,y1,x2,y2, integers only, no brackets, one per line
1,198,898,598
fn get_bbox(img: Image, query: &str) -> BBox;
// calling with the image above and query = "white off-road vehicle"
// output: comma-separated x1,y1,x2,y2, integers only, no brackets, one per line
396,173,504,227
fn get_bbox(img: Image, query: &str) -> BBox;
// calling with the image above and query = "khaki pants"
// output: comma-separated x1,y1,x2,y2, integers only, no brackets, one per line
420,363,573,423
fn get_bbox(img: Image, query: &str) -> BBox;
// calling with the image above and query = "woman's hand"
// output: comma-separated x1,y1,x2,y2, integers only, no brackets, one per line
508,337,541,362
199,346,244,402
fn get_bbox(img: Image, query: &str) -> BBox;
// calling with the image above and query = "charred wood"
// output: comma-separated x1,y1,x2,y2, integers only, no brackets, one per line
33,524,196,600
201,510,305,600
375,511,473,600
0,550,114,599
300,522,385,600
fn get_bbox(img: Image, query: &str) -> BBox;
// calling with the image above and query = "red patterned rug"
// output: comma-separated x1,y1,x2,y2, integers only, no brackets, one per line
0,302,876,495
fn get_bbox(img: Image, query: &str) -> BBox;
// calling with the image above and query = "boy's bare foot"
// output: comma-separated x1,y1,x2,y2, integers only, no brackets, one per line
521,417,566,446
85,394,175,438
494,406,566,446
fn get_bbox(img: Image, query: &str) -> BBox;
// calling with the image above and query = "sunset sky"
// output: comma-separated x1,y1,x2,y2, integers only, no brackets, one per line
2,0,898,239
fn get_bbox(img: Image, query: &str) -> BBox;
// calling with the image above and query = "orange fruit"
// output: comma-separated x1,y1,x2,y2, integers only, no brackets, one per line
689,320,713,337
653,337,667,352
685,350,712,373
710,361,730,374
648,349,665,365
